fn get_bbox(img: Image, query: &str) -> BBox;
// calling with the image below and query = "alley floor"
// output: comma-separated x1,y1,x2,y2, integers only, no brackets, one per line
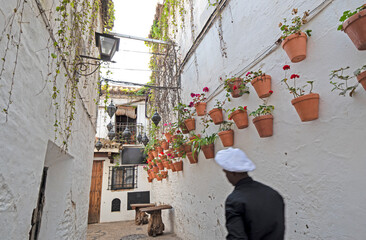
87,221,181,240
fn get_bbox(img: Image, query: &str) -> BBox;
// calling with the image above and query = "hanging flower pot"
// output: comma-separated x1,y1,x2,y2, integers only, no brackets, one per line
153,166,159,173
162,160,169,169
291,93,320,122
357,71,366,90
161,141,169,150
157,162,164,171
156,175,162,181
201,144,215,159
342,9,366,50
161,171,168,178
184,118,196,131
148,151,154,159
164,132,172,141
251,75,272,98
169,162,177,172
173,160,183,171
148,162,153,169
179,123,189,134
209,108,224,124
281,32,307,63
194,102,207,116
227,78,245,98
187,152,198,164
183,144,191,153
218,130,234,147
147,176,153,183
253,115,273,138
152,151,158,158
157,146,163,153
229,108,249,129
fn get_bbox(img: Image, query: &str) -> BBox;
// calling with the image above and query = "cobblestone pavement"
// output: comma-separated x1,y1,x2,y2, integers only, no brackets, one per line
87,221,181,240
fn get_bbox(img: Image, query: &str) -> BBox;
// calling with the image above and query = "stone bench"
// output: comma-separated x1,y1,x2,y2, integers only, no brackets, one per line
140,205,172,237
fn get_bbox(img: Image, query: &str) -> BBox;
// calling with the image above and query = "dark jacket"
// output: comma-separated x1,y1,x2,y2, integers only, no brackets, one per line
225,177,285,240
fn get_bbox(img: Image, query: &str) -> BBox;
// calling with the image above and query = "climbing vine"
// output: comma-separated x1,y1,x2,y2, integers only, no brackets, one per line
0,0,115,150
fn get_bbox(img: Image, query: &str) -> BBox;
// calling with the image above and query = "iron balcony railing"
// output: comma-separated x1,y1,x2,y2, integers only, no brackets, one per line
115,123,143,145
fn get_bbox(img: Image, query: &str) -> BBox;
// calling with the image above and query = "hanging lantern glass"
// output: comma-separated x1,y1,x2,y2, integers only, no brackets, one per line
107,122,113,131
142,133,149,146
95,139,103,151
122,126,132,140
151,111,161,126
107,100,117,118
108,129,116,140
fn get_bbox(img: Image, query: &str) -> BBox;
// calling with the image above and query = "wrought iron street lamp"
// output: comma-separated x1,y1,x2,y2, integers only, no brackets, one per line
95,32,120,62
95,138,103,151
151,111,161,126
107,100,117,118
142,133,149,146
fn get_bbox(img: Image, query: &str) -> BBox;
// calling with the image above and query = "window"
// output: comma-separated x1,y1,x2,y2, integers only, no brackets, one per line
111,198,121,212
108,166,137,190
127,191,150,210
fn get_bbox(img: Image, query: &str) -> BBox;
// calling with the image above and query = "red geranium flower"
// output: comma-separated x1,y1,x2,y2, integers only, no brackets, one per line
290,74,299,79
176,130,181,133
246,72,251,76
269,90,273,94
188,102,194,107
203,87,209,92
283,65,290,70
233,85,238,90
160,152,164,155
228,116,232,120
190,93,196,98
244,106,247,110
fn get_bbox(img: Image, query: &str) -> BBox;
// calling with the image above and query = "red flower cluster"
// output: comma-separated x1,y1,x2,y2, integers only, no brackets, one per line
233,85,238,90
283,65,290,70
290,74,300,79
176,130,181,134
246,71,251,76
190,93,196,98
243,106,247,110
269,90,273,94
188,102,194,107
203,87,209,92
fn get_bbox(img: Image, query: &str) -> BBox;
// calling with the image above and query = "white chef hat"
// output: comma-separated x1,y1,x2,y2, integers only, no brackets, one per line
215,147,256,172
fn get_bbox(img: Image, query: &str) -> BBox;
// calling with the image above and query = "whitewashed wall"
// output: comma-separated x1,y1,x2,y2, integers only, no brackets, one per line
0,1,101,239
151,0,366,239
96,157,151,223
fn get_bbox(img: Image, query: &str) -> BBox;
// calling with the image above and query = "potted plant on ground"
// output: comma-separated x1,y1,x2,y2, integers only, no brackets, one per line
281,65,319,122
209,99,225,124
218,121,234,147
279,9,312,63
191,87,209,116
250,103,274,138
246,69,273,98
338,4,366,50
223,76,250,99
190,133,218,159
227,106,249,129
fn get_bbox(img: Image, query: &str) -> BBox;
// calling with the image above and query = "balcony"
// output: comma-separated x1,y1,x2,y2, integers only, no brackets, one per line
115,123,143,145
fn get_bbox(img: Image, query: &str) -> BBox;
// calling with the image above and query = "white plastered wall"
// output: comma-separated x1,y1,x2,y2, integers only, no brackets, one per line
151,0,366,239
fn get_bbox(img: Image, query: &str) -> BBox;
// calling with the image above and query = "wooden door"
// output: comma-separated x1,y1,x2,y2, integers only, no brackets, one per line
88,160,104,224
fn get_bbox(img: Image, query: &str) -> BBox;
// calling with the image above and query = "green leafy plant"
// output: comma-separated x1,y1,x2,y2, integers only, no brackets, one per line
219,121,233,132
279,8,312,39
223,77,250,101
214,99,225,109
190,133,217,156
245,69,265,81
330,65,366,97
281,65,314,98
226,106,247,119
249,104,274,118
338,4,366,31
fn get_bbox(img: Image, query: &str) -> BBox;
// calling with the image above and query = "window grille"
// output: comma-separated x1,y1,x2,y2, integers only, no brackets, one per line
108,166,137,190
111,198,121,212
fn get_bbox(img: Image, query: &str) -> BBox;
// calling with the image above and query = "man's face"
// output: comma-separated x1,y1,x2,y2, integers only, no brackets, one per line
223,170,236,186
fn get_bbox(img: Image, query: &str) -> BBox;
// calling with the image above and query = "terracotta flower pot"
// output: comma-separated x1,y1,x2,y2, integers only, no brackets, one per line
230,110,249,129
148,151,154,159
173,161,183,171
195,102,207,116
357,71,366,90
161,141,169,150
253,115,273,138
151,172,156,179
157,147,163,153
169,163,176,172
291,93,320,122
183,144,191,153
281,32,307,63
343,9,366,50
153,166,159,173
148,163,153,169
184,118,196,131
152,151,158,158
251,75,272,98
187,152,198,164
157,162,164,171
156,175,162,181
162,160,169,169
161,171,168,178
164,133,172,141
218,130,234,147
179,123,189,134
148,170,153,179
201,144,215,159
209,108,224,125
147,176,153,183
228,78,244,98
